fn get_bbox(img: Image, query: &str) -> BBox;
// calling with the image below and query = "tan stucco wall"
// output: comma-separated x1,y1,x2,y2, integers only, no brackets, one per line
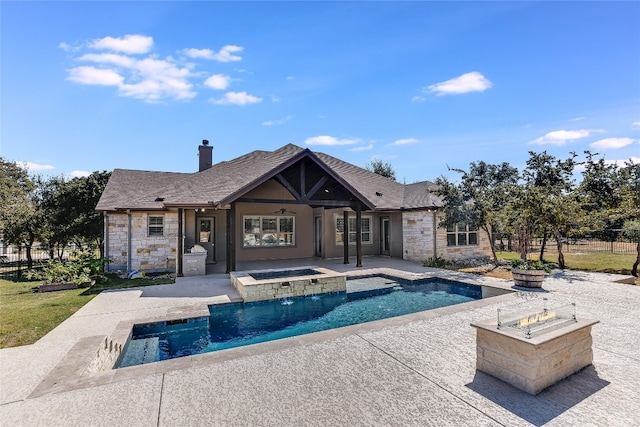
105,211,178,272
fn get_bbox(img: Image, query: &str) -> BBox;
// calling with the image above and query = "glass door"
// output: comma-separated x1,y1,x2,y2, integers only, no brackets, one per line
198,217,215,263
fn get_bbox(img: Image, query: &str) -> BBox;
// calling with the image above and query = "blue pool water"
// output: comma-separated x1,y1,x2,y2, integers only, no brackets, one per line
116,276,481,368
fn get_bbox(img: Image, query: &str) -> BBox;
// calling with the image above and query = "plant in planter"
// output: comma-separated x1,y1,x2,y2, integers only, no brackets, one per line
511,258,552,288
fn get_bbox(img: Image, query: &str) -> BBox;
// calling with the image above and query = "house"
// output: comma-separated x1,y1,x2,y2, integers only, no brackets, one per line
95,141,491,275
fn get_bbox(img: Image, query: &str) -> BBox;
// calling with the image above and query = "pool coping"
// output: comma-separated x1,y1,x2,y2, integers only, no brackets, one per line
28,268,516,399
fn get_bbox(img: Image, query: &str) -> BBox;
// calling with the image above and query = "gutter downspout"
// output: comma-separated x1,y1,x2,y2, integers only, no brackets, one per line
127,209,132,273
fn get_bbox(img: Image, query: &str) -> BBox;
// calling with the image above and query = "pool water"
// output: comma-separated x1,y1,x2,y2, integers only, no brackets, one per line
116,276,481,368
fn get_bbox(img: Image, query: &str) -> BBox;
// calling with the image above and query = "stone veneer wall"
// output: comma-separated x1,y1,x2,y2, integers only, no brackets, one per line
402,210,491,262
106,211,178,272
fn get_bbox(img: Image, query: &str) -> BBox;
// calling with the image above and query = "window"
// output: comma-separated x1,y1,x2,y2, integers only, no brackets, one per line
336,216,372,245
243,216,295,247
446,223,478,246
148,215,164,237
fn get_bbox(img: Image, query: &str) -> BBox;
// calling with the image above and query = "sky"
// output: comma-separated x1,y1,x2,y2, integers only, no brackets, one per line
1,1,639,183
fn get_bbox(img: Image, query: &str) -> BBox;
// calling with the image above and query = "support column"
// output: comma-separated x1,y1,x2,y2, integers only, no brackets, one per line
343,210,349,264
226,203,236,273
177,208,183,276
356,204,362,267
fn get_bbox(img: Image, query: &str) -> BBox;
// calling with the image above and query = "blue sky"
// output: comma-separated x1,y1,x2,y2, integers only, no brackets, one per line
1,1,639,183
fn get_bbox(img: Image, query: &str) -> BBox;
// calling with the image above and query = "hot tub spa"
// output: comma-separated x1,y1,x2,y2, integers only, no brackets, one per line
230,266,346,302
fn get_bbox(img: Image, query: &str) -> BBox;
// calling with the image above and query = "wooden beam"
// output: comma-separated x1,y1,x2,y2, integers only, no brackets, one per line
343,210,349,264
300,160,306,198
356,204,363,267
236,197,366,209
177,208,183,276
226,203,236,273
305,176,328,200
275,174,301,200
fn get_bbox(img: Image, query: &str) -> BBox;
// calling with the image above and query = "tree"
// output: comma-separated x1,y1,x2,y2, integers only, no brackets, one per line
0,158,38,268
366,158,396,181
615,160,640,276
516,151,581,269
434,161,519,266
58,171,111,254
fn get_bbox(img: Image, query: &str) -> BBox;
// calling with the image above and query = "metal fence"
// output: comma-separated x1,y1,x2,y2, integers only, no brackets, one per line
497,229,637,255
0,244,78,280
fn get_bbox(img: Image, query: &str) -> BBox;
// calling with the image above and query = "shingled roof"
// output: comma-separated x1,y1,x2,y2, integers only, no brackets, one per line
96,143,443,212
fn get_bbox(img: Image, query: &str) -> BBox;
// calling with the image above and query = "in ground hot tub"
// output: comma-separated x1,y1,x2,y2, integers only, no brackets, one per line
230,266,346,302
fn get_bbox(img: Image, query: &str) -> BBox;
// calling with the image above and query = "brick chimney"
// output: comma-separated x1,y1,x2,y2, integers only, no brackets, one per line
198,139,213,171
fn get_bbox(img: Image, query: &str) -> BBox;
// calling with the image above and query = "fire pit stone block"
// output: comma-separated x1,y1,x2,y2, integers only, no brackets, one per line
471,317,599,395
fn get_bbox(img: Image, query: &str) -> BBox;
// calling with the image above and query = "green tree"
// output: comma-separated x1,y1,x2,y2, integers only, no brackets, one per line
509,151,581,269
366,158,396,181
0,158,38,268
434,161,519,266
49,171,111,257
616,160,640,276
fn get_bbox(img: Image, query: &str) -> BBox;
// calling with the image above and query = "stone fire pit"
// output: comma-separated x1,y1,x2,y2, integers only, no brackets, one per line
471,302,598,395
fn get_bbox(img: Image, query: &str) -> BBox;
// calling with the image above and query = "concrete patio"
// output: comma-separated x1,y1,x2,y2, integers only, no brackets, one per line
1,257,639,426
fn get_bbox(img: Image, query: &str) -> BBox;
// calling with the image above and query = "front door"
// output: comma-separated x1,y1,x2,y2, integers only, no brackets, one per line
198,217,215,263
381,217,390,256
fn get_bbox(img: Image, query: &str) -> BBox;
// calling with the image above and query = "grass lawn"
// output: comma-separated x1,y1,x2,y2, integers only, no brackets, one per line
464,252,639,284
0,275,173,349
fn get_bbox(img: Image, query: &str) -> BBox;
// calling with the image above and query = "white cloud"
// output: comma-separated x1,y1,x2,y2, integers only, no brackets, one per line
570,116,586,122
349,144,374,152
262,115,293,126
590,137,635,150
64,35,248,103
59,42,80,52
79,53,136,68
204,74,231,90
530,129,594,145
633,121,640,127
304,135,360,146
426,71,492,96
18,161,55,172
392,138,418,146
606,157,640,167
89,34,153,54
67,66,124,86
286,76,295,80
411,96,426,102
211,91,262,105
183,45,243,62
69,170,91,178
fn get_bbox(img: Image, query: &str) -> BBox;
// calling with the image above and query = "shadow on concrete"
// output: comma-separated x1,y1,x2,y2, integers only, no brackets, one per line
550,270,591,284
466,366,610,426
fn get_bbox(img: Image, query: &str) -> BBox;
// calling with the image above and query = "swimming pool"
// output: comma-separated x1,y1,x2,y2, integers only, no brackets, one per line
116,276,482,368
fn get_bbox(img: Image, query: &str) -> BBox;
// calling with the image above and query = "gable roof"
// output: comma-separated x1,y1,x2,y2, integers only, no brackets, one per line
96,143,443,212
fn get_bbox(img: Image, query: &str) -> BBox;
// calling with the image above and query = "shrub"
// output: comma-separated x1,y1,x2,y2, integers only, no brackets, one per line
423,255,449,268
24,249,110,285
510,258,552,273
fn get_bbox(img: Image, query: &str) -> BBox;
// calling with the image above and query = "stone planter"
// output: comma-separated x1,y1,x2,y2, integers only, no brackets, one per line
512,268,545,288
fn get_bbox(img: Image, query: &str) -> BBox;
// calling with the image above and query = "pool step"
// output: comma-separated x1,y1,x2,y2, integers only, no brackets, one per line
118,337,160,368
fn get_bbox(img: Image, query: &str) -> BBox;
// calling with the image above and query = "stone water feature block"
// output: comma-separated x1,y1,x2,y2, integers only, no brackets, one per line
230,266,346,302
471,317,598,395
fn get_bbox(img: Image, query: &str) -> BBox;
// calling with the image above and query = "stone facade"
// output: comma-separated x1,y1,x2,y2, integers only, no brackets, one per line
106,211,178,272
402,210,491,263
